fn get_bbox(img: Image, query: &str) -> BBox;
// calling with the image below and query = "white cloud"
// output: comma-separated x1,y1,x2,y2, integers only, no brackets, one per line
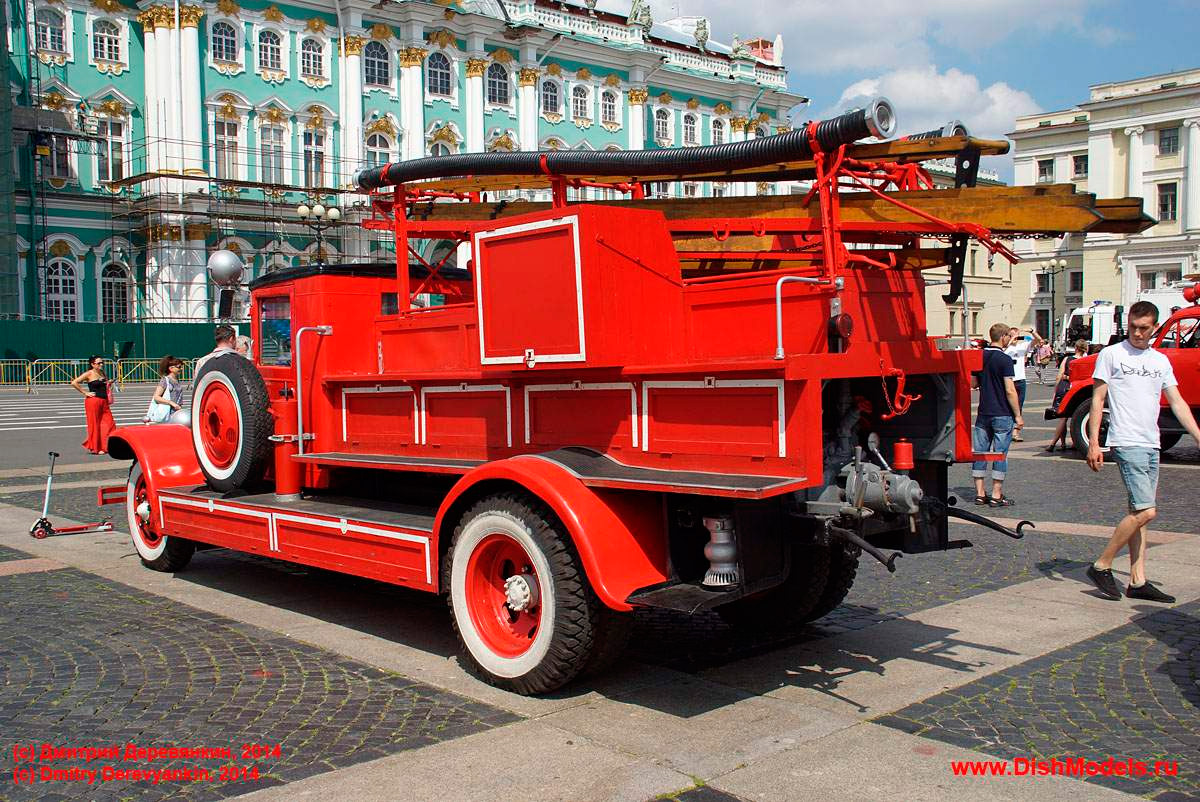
825,65,1041,141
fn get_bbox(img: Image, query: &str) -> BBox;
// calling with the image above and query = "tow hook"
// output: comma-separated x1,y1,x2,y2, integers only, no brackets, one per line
828,523,902,573
943,497,1033,539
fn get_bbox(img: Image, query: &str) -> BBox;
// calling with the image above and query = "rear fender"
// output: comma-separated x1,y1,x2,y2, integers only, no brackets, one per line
106,425,205,506
435,456,670,610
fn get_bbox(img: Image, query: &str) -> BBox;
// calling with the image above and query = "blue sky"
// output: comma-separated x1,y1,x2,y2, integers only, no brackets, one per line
649,0,1200,179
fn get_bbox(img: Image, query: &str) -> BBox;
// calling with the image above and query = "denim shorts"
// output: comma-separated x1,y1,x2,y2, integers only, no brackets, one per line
971,415,1014,480
1112,447,1160,512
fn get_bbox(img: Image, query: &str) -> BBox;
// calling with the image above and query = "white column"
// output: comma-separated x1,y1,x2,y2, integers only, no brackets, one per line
517,67,538,151
627,88,646,150
179,7,204,174
1185,118,1200,231
400,47,426,160
465,57,486,153
1087,130,1114,199
153,9,177,177
341,36,365,171
1124,125,1144,200
139,12,159,173
184,223,209,320
730,116,748,195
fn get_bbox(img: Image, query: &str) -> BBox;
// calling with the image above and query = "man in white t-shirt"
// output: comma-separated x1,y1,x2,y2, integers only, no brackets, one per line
1085,301,1200,603
1005,328,1044,441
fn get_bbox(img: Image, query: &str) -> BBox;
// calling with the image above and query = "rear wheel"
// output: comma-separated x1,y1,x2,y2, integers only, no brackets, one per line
191,354,272,492
127,462,194,572
446,493,611,695
799,542,860,623
717,542,831,631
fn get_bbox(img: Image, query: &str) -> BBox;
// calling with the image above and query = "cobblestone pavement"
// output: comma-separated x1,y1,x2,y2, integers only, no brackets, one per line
875,600,1200,801
0,543,33,562
0,567,519,802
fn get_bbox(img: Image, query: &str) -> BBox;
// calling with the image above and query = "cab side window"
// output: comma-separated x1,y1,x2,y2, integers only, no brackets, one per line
260,297,292,366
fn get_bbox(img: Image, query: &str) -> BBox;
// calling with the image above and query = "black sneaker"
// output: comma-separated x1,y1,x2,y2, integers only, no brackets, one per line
1126,582,1176,604
1086,565,1122,600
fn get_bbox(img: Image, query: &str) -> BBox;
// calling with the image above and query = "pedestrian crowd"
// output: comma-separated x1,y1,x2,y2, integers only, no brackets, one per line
72,324,253,455
971,303,1199,605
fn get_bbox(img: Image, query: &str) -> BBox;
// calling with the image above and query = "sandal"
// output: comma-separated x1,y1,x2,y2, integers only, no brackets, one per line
988,495,1015,507
973,495,989,506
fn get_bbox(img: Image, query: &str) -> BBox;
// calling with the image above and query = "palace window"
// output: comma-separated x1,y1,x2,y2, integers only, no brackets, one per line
1072,154,1088,178
1159,127,1179,156
44,260,78,321
541,81,559,114
36,9,65,53
96,118,124,183
571,85,588,120
366,133,391,167
257,31,281,72
214,119,238,179
601,90,617,125
754,126,767,139
426,52,452,97
654,108,670,142
1069,271,1083,293
430,142,451,157
92,20,120,63
300,38,323,79
486,63,509,105
363,41,390,87
1158,182,1177,222
211,21,238,63
711,118,725,145
260,124,284,184
100,264,130,323
303,129,325,187
682,114,697,145
47,135,72,179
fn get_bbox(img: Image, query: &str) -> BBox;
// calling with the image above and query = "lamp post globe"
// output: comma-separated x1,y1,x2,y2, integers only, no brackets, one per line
206,249,245,287
296,204,310,218
327,207,341,222
312,203,326,219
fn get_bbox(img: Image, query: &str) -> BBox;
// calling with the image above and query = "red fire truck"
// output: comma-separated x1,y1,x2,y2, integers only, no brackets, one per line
100,101,1151,694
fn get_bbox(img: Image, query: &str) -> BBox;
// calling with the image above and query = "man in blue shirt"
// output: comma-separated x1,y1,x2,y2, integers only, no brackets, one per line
971,323,1025,506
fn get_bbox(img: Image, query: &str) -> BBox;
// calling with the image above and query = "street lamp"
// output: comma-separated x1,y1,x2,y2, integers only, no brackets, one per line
1040,257,1070,349
296,203,341,265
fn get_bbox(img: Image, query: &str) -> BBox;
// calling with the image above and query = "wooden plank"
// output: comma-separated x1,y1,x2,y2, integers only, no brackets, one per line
1091,198,1156,234
406,187,1104,234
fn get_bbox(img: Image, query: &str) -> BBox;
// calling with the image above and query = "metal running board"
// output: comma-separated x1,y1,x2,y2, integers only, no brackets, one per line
625,580,740,614
520,447,807,499
162,486,437,532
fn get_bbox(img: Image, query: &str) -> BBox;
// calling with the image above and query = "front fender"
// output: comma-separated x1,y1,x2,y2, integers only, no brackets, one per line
435,456,669,611
1055,379,1092,417
106,425,205,506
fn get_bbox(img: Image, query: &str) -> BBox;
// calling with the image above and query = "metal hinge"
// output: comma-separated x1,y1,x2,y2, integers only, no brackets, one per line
268,433,315,443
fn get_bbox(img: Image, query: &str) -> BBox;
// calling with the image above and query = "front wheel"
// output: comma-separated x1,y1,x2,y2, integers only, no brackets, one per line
446,493,611,695
1070,400,1108,456
127,462,194,572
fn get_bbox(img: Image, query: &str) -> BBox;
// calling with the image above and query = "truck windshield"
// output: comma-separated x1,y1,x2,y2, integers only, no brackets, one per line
260,297,292,366
1158,317,1199,349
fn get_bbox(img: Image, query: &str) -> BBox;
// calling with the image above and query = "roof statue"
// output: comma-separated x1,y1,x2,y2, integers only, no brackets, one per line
694,18,709,51
628,0,653,34
730,34,750,60
584,0,597,15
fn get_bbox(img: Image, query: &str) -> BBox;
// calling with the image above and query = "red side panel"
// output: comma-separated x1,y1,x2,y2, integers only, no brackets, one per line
477,221,582,362
423,388,510,450
526,386,636,451
342,388,417,451
645,384,782,458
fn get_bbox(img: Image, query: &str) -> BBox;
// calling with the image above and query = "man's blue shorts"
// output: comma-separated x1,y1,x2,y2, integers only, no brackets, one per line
1112,446,1160,512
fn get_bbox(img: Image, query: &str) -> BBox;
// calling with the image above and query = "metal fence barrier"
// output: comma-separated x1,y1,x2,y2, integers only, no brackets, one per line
1,359,197,391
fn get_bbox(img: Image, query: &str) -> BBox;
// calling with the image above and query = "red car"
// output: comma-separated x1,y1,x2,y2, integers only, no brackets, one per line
1051,291,1200,454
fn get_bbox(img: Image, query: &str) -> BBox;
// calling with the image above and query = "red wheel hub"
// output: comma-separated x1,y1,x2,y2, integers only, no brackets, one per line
132,474,160,547
464,533,542,658
199,381,239,469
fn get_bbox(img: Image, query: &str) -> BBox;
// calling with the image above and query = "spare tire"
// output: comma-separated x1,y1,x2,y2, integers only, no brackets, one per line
191,353,272,491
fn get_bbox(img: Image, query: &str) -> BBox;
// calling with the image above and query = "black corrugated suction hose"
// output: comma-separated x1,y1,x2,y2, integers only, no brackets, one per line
355,97,896,191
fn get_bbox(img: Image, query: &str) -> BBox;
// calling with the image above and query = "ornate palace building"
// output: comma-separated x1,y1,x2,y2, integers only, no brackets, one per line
3,0,803,324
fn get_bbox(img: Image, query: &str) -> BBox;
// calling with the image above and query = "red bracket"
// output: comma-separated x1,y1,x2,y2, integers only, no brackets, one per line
879,360,922,420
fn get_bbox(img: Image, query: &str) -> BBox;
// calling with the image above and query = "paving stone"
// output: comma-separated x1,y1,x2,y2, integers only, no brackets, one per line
0,568,519,802
876,600,1200,799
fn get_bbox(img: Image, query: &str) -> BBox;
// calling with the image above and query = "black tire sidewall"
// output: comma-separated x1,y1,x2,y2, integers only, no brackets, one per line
191,354,272,492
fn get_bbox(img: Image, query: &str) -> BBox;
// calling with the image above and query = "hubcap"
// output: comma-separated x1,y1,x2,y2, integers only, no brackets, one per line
132,475,160,547
198,382,239,469
464,533,542,658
